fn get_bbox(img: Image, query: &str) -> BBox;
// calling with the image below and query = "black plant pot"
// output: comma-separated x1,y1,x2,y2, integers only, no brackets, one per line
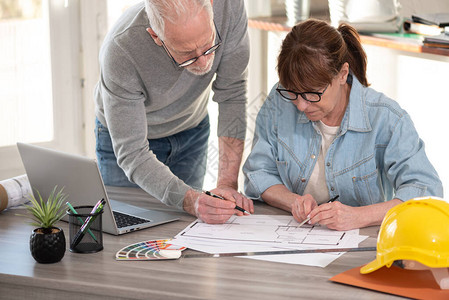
30,227,66,264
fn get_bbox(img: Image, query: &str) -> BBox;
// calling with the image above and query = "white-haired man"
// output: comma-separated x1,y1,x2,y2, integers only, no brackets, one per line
94,0,253,223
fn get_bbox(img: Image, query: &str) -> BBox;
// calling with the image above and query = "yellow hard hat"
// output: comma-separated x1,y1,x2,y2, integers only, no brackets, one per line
361,197,449,274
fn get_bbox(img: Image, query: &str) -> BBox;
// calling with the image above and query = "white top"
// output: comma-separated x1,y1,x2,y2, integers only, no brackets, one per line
303,121,340,204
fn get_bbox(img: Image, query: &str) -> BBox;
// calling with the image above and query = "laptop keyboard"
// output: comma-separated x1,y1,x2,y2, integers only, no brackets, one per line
113,211,151,228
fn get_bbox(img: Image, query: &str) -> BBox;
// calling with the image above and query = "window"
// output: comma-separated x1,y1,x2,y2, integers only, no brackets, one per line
0,0,84,180
0,0,53,147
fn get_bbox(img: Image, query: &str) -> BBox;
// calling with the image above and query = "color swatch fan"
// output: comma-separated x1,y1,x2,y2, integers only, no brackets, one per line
116,239,186,260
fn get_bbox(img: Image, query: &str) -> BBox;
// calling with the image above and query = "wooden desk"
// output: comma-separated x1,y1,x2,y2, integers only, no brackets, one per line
0,187,400,300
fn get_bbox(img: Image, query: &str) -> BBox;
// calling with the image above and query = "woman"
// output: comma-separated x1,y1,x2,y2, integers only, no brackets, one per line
243,19,443,230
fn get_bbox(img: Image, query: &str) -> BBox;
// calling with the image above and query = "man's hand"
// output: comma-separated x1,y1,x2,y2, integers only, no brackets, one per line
213,186,254,216
183,188,253,224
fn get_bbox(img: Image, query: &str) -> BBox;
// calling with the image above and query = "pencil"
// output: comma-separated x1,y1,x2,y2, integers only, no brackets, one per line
298,195,340,227
203,190,251,215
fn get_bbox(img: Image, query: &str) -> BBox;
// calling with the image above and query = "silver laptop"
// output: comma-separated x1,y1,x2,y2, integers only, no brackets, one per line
17,142,179,235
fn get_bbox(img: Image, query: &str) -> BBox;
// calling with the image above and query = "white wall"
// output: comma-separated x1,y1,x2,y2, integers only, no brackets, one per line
399,0,449,19
365,45,449,197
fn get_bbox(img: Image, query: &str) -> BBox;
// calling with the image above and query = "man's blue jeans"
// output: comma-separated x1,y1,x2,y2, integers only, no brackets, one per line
95,116,210,190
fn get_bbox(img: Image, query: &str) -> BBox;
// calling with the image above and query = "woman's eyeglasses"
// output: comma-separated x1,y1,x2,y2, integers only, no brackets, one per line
276,84,329,103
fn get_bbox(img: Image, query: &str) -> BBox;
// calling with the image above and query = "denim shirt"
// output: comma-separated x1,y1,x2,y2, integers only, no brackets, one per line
243,75,443,206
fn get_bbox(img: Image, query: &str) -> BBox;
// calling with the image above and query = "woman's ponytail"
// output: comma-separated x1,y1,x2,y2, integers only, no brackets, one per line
338,23,369,87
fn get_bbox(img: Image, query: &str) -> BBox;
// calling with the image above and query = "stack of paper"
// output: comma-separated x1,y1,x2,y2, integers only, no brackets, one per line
171,215,368,267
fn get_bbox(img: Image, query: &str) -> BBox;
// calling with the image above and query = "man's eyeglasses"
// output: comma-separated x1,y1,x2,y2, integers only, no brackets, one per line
276,84,329,103
160,22,222,68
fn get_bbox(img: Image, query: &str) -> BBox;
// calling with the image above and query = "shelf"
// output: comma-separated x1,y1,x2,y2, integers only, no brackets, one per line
248,16,449,57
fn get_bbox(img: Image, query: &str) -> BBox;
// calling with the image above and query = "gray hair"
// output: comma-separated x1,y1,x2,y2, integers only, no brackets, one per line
145,0,213,40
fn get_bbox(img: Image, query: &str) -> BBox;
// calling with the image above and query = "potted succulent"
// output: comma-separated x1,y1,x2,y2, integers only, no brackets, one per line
21,186,68,263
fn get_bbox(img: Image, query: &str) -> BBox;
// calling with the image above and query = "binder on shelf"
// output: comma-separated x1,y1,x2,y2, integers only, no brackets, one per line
412,13,449,28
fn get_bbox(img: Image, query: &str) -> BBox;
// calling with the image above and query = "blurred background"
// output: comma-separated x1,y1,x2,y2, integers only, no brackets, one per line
1,0,448,195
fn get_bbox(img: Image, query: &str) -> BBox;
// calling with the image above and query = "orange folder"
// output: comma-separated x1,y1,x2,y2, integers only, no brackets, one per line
330,265,449,300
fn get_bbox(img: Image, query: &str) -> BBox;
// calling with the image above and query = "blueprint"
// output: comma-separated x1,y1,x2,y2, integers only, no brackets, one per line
172,215,368,267
177,214,358,247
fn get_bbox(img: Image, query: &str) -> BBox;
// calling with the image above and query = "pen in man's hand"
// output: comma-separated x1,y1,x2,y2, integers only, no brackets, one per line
203,190,251,215
298,195,339,227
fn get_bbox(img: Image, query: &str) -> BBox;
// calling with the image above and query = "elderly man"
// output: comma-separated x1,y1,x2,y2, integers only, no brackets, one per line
94,0,253,224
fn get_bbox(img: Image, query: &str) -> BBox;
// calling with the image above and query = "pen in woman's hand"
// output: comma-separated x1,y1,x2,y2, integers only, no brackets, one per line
203,190,251,215
298,195,340,227
327,195,340,203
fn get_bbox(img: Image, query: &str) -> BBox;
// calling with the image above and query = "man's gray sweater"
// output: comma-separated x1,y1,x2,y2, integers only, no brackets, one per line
94,0,249,209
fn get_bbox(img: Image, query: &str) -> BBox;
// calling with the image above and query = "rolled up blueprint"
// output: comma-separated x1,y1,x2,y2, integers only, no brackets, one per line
0,174,32,212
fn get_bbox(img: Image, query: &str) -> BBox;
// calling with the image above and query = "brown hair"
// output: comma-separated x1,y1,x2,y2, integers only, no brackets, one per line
277,19,368,92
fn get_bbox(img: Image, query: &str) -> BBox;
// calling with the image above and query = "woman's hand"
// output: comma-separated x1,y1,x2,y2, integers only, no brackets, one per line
307,201,361,230
291,194,318,223
307,199,403,231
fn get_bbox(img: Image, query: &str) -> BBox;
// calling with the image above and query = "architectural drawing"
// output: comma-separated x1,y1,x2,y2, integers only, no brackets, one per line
178,215,355,246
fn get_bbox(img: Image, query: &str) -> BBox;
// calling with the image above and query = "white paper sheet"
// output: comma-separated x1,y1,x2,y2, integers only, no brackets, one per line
172,215,368,267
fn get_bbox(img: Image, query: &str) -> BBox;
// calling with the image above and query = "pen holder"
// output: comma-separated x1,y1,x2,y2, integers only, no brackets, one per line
67,205,103,253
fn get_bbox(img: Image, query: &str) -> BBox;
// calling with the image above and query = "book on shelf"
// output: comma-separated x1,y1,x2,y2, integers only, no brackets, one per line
423,33,449,48
366,32,424,45
423,42,449,49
